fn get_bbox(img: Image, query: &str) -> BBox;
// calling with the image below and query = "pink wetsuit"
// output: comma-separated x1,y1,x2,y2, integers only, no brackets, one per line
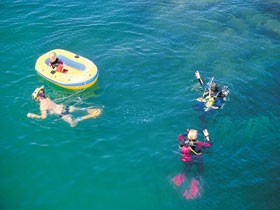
178,134,211,163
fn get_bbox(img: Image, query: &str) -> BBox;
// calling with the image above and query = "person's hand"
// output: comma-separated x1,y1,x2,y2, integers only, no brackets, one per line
203,129,209,137
203,129,210,141
195,70,200,79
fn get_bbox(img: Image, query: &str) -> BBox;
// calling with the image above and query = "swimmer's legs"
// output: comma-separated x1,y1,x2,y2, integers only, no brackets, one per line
184,178,201,200
61,108,102,127
183,162,192,176
172,162,192,187
68,106,76,113
78,108,102,121
195,161,204,178
69,106,99,113
67,106,89,113
173,173,186,186
61,115,78,127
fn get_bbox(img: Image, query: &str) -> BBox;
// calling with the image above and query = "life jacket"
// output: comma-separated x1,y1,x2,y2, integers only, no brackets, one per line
205,96,215,108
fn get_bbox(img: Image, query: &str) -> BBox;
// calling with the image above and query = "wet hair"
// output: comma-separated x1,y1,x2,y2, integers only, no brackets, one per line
49,52,57,59
188,129,198,140
211,82,218,91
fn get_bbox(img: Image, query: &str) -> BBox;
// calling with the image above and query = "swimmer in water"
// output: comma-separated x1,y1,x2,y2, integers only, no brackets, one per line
173,129,212,199
195,70,229,110
27,86,101,127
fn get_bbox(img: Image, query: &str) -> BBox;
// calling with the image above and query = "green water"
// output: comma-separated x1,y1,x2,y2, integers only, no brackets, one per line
1,0,279,209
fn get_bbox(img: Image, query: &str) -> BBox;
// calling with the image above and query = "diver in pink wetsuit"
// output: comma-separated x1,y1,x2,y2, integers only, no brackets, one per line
173,129,211,199
178,129,211,164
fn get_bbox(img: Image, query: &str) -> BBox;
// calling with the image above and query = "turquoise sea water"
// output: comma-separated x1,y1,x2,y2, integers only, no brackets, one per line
1,0,279,209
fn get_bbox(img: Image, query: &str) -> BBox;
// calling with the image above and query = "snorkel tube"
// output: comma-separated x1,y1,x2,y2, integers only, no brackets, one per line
206,77,214,90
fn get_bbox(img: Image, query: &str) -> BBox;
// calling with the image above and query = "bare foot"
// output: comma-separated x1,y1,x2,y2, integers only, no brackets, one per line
87,108,102,118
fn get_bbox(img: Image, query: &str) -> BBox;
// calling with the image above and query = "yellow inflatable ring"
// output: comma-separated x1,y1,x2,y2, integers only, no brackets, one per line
35,49,98,90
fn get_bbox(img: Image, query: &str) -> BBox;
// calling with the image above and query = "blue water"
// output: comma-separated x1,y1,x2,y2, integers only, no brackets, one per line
1,0,279,209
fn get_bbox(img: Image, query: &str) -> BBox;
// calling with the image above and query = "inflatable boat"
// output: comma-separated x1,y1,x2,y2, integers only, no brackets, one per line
35,49,98,90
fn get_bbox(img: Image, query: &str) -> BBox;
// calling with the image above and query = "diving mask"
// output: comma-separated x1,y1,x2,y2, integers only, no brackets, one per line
32,86,45,100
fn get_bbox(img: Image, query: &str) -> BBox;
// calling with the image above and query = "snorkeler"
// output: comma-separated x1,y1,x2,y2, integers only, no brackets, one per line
195,70,229,110
173,129,212,199
27,86,101,127
178,129,211,163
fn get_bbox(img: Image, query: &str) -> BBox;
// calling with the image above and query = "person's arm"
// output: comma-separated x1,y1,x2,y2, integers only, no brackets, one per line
178,134,188,147
27,110,47,119
195,70,205,86
202,129,212,146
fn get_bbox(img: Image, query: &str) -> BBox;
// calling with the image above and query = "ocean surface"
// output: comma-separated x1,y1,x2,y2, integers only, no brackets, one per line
1,0,279,209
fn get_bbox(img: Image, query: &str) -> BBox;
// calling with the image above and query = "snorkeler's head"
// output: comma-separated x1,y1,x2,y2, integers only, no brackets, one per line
32,86,45,100
187,129,198,141
211,82,218,92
